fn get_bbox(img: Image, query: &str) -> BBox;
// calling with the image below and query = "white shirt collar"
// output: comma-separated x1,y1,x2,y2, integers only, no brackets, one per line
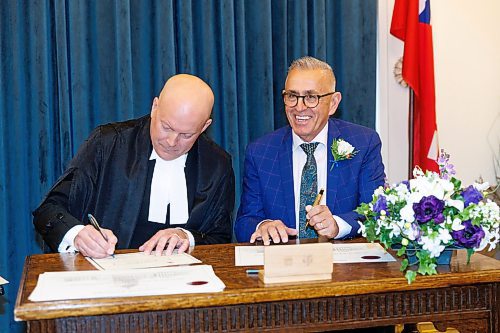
149,148,187,167
291,122,329,151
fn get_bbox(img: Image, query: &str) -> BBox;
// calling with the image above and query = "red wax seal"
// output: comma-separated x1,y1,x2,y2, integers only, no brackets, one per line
361,255,381,260
187,281,208,285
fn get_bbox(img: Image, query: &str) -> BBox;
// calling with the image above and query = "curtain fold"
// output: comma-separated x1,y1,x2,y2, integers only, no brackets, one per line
0,1,376,331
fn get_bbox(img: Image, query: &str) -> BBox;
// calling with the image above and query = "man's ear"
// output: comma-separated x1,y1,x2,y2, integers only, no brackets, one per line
201,119,213,132
328,92,342,116
151,97,159,116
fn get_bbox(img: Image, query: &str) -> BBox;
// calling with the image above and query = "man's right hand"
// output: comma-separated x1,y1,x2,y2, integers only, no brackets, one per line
74,225,117,258
249,220,298,245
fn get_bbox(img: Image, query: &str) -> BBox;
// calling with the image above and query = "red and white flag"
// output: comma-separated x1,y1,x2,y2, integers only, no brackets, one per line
391,0,439,172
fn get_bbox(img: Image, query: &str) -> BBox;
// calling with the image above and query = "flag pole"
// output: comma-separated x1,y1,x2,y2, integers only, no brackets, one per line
408,89,414,179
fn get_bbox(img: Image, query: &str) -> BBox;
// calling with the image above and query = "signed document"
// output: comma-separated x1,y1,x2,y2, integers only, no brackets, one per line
331,243,396,263
86,251,201,270
29,265,225,302
235,243,395,266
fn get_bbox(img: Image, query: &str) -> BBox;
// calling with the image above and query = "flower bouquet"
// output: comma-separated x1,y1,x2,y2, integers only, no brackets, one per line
356,150,500,283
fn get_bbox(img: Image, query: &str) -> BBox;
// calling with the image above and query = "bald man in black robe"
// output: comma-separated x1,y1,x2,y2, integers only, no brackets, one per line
33,74,234,258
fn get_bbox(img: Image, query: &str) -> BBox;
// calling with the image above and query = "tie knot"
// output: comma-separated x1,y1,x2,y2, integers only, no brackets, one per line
300,142,319,156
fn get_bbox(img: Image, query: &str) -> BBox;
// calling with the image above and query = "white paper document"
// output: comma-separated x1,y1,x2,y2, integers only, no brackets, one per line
331,243,396,263
29,265,225,302
86,251,201,270
0,276,8,285
235,243,395,266
235,246,265,266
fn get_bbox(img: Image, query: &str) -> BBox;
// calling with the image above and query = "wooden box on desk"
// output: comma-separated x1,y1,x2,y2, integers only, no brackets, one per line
258,242,333,284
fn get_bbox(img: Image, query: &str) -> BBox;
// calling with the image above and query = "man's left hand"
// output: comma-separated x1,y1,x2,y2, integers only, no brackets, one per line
305,205,339,239
139,229,190,256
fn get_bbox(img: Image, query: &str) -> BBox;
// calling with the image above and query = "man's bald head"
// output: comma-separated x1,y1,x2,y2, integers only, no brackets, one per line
158,74,214,122
150,74,214,161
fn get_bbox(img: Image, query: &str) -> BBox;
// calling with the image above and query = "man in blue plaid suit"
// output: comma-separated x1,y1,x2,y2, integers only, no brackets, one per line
235,56,385,244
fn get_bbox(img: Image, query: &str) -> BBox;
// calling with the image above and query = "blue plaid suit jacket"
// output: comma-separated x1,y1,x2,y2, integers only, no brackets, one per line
234,118,385,242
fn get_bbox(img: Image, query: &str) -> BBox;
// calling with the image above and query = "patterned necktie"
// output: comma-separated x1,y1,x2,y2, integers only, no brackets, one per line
299,142,319,238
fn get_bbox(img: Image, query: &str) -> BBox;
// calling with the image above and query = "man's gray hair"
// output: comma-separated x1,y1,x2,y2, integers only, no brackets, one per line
288,56,336,85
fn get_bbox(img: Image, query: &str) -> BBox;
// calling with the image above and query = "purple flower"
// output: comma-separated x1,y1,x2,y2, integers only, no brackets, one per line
400,180,410,190
413,195,445,224
437,149,456,180
411,223,422,241
461,185,483,207
373,196,387,213
451,220,485,248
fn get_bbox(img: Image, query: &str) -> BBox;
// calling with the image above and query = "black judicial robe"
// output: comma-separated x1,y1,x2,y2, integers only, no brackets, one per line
33,115,235,252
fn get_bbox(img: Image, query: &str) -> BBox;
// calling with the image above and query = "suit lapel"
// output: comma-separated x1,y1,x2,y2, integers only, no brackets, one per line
185,140,198,213
326,118,341,210
116,118,152,247
279,128,296,227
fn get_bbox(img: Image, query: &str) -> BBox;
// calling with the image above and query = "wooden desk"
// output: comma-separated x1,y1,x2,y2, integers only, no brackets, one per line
15,242,500,332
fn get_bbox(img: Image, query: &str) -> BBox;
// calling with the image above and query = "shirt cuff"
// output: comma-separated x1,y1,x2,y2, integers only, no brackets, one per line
176,228,195,248
255,219,273,232
58,225,85,253
333,215,352,239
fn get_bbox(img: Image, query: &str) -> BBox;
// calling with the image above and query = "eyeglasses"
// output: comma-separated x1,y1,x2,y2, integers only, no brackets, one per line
282,91,335,108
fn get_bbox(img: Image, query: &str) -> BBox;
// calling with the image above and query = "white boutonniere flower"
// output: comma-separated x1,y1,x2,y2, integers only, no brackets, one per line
330,139,358,169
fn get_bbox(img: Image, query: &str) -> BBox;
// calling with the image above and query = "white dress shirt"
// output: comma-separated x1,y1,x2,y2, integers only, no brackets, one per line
148,149,189,225
291,124,351,238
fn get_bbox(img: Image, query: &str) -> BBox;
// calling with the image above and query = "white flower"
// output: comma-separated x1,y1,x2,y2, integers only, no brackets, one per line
374,186,384,196
407,190,424,206
451,217,465,231
408,171,455,202
401,222,419,241
412,167,425,178
446,198,464,211
476,226,499,251
395,183,409,197
437,227,452,244
357,220,366,236
336,139,355,155
400,203,415,223
389,222,401,238
438,178,455,198
330,139,358,168
420,235,445,258
473,182,490,191
386,194,399,204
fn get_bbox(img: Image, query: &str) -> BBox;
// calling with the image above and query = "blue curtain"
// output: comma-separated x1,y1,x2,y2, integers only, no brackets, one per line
0,1,376,331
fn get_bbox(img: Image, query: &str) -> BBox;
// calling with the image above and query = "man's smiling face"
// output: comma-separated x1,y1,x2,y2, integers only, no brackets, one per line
284,68,341,142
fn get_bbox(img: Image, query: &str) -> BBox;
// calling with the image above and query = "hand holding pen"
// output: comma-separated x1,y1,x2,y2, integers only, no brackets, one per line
73,214,117,258
305,189,340,238
305,189,324,227
88,214,115,258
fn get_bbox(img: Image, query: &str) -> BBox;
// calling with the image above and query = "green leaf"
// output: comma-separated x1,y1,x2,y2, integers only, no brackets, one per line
450,177,461,190
466,248,474,264
397,246,406,257
401,258,408,271
405,270,417,284
417,260,437,276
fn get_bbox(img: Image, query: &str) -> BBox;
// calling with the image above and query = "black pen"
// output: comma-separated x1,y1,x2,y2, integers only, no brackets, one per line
88,214,115,258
